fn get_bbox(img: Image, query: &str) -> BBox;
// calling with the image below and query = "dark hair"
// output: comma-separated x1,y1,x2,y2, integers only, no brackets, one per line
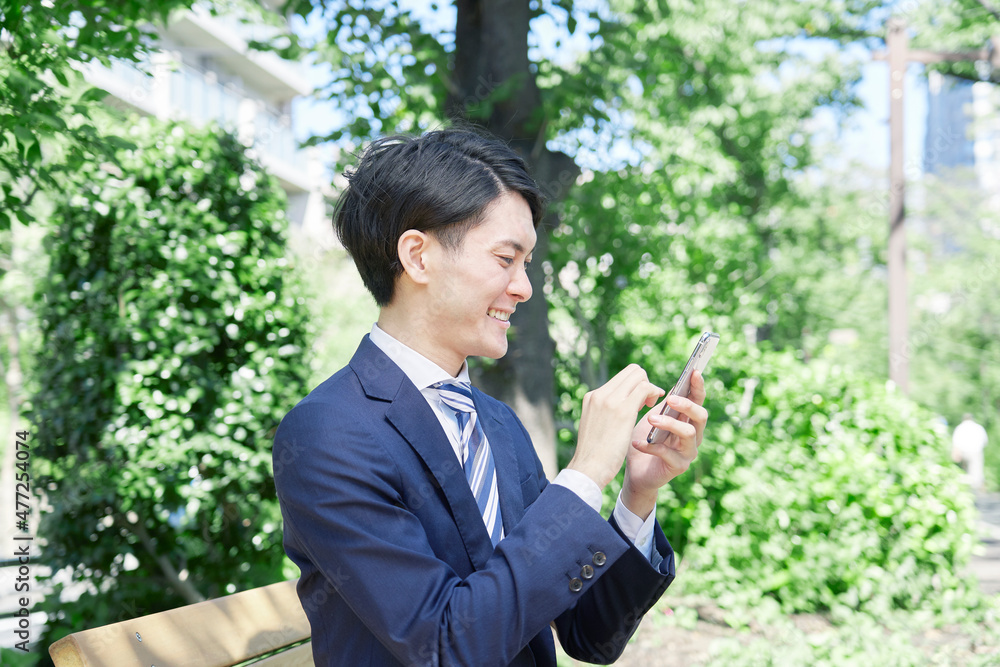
333,128,545,306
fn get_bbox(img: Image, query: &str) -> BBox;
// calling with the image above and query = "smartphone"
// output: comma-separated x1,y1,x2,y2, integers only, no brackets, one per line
646,332,720,444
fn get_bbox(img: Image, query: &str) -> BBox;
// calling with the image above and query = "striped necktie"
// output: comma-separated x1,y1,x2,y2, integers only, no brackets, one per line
432,381,503,547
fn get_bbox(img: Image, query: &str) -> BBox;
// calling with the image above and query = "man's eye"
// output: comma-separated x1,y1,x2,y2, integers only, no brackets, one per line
499,256,514,266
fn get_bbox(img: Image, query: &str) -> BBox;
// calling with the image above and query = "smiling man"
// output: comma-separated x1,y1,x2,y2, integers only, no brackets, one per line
273,128,707,666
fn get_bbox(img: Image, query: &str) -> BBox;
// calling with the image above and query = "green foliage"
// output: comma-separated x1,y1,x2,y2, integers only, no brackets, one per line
549,164,983,622
551,214,980,617
902,175,1000,486
0,647,40,666
905,0,1000,84
286,236,378,388
0,0,197,229
784,170,1000,488
547,169,887,456
284,0,452,145
564,328,981,619
281,0,884,173
548,0,873,165
570,267,981,615
541,0,885,417
28,117,311,646
675,349,979,617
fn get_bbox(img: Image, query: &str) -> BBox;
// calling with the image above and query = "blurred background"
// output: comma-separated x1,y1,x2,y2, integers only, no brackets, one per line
1,0,999,664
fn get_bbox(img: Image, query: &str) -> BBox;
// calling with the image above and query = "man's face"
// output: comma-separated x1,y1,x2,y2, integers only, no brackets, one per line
423,192,536,372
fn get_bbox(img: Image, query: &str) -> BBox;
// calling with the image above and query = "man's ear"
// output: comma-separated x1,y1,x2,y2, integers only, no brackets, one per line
397,229,432,285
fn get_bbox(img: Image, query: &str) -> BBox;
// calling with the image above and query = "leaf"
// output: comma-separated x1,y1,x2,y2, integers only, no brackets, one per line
53,67,70,88
12,124,35,153
25,140,42,165
27,111,68,133
104,135,138,152
78,86,110,103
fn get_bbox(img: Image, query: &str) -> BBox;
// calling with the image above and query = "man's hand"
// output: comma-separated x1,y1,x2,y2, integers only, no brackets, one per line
621,370,708,520
567,365,664,490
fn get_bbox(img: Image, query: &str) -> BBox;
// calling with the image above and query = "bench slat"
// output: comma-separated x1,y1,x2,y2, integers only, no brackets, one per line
252,642,313,666
48,579,312,667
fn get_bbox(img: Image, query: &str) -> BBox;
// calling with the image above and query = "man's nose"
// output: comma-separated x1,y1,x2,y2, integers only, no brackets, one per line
509,265,532,302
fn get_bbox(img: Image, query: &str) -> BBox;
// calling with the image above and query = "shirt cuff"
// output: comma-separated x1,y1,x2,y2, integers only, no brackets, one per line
552,468,603,514
613,494,657,562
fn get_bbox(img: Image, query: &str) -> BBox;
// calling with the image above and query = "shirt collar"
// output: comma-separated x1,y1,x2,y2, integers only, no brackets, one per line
369,323,471,391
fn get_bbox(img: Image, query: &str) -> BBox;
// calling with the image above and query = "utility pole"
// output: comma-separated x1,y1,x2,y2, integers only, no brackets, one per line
873,21,999,394
886,18,908,394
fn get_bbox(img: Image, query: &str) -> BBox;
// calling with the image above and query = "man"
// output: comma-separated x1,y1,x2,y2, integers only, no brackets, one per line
952,413,989,492
273,129,707,666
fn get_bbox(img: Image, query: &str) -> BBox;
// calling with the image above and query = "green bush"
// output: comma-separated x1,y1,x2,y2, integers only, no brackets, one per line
675,346,980,617
546,199,982,616
29,118,311,646
589,335,981,618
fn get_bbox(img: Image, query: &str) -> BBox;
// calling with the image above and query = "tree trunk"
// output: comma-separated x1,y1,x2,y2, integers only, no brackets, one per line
448,0,579,477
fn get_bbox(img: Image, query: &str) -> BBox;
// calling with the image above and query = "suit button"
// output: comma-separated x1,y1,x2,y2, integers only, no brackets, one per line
593,551,607,566
569,578,583,593
580,564,594,580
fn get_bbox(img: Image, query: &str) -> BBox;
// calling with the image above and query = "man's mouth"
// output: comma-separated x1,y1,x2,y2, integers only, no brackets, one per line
487,308,511,322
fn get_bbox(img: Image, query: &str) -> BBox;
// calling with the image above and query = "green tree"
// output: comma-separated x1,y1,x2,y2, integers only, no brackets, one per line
0,0,199,228
547,175,985,619
275,0,885,473
883,173,1000,485
29,117,311,648
1,3,204,567
905,0,1000,84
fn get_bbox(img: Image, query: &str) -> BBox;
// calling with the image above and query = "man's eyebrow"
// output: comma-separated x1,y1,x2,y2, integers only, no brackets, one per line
493,239,533,254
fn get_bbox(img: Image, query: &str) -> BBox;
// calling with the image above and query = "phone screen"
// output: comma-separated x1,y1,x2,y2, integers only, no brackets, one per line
646,332,719,444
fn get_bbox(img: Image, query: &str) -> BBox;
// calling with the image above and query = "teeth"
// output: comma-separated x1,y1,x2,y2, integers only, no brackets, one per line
488,309,510,322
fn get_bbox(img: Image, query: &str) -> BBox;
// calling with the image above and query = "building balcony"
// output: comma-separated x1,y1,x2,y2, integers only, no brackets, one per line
163,5,312,104
85,57,314,194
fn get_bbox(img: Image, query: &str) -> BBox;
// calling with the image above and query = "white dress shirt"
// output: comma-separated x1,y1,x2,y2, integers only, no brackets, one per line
369,324,657,560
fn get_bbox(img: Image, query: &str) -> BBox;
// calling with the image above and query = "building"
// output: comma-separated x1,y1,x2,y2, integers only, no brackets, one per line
83,4,329,236
925,71,1000,206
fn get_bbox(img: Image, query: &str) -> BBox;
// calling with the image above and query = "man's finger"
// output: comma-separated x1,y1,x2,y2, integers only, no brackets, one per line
631,438,696,473
687,369,707,405
607,365,664,412
646,413,697,443
664,394,708,427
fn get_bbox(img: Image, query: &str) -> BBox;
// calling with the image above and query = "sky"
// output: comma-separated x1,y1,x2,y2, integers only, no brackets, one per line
833,57,930,174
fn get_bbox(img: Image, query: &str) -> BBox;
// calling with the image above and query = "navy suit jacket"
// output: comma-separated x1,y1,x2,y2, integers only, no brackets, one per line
273,337,676,666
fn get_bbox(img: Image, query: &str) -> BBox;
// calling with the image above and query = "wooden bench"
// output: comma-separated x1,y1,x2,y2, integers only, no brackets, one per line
48,579,313,667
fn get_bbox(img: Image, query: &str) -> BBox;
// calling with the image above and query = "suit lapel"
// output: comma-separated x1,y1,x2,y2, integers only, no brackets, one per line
473,393,526,535
350,337,495,570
